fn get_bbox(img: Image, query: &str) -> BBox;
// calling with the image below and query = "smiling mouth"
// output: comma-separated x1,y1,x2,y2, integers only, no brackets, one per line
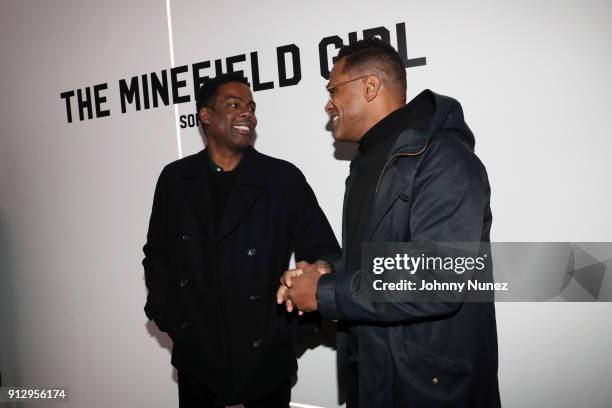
330,115,339,128
232,124,252,134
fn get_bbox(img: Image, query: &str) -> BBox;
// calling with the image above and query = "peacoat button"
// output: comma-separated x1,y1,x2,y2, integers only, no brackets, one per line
179,279,189,288
180,322,189,329
247,248,256,256
432,377,439,385
249,294,259,301
252,339,262,348
181,234,191,241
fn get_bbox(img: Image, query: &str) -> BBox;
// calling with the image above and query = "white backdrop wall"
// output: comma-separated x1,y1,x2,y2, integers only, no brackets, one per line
1,1,612,407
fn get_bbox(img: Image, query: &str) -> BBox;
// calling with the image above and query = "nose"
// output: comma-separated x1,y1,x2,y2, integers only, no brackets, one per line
239,109,254,120
325,99,333,114
238,108,257,128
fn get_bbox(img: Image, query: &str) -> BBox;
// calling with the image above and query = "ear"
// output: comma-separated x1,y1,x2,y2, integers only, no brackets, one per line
199,107,211,126
364,75,381,102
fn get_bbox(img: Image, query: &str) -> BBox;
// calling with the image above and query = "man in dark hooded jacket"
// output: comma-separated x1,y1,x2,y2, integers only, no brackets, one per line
278,38,500,407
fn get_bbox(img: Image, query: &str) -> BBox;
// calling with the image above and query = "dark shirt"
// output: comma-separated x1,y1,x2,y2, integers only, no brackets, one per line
205,150,240,400
344,112,401,273
341,110,399,367
206,151,239,231
342,96,435,364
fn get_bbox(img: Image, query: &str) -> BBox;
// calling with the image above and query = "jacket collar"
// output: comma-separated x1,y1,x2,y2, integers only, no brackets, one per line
179,145,264,184
362,90,437,240
386,89,437,157
184,145,265,241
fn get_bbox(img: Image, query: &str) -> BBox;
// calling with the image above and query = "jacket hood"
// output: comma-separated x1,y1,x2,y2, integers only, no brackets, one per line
428,90,475,149
389,89,475,154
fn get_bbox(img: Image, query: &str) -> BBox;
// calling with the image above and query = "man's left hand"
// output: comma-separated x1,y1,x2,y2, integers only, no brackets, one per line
277,261,328,313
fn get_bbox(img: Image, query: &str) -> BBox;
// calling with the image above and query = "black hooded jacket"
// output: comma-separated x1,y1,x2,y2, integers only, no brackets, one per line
317,90,500,407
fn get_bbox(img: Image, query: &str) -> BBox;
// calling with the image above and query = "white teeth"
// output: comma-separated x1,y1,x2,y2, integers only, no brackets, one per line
333,116,338,121
234,125,250,131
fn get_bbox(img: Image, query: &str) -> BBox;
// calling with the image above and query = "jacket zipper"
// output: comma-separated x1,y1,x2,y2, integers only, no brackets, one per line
375,144,428,194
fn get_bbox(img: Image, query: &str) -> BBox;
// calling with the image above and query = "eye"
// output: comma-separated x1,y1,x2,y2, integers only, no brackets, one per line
230,102,239,109
249,106,256,112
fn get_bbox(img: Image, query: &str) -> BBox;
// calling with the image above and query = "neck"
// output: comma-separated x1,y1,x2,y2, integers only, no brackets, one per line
207,143,245,171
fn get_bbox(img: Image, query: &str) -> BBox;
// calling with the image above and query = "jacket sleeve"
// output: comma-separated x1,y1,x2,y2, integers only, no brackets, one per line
317,134,490,323
290,167,341,264
142,167,174,333
286,167,341,347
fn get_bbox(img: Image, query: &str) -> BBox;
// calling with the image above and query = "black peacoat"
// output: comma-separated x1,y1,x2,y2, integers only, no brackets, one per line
143,146,339,404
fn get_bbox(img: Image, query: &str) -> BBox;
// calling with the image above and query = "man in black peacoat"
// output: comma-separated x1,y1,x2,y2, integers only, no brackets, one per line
143,73,339,407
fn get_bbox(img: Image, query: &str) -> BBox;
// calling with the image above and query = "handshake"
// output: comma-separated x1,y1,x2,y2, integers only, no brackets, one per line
276,260,330,315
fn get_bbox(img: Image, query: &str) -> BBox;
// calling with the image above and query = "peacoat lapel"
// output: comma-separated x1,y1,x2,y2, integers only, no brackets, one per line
186,146,264,243
187,150,215,240
215,146,264,242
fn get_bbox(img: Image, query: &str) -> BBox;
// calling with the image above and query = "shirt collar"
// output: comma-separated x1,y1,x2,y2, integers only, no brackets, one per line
358,108,405,153
204,148,237,173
